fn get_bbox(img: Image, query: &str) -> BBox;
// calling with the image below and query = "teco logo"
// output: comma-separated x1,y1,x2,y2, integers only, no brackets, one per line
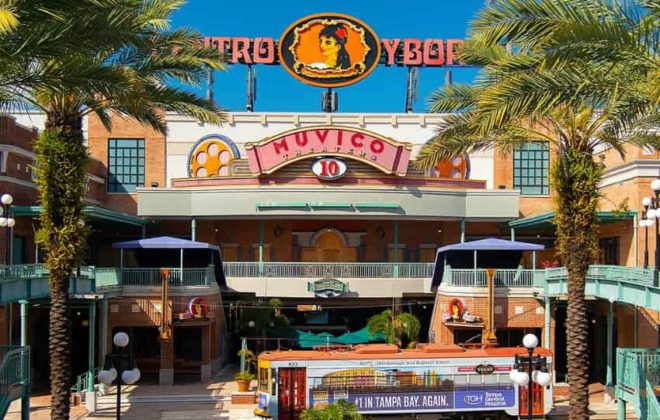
475,364,495,375
278,13,381,88
312,157,347,180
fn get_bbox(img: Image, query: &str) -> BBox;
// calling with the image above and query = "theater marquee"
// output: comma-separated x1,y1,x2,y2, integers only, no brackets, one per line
245,127,412,176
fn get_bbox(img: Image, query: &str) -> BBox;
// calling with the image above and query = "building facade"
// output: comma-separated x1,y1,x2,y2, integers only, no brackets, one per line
1,108,659,390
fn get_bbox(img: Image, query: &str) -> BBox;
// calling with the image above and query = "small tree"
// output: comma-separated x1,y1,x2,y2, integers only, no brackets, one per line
367,309,420,347
300,401,363,420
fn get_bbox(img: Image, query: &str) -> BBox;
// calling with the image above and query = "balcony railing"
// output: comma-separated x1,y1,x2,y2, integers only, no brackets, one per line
223,262,436,278
616,348,660,419
95,267,215,287
545,265,654,286
442,267,538,288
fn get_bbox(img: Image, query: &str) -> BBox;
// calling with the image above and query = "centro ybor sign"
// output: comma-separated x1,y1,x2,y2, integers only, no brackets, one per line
245,127,412,176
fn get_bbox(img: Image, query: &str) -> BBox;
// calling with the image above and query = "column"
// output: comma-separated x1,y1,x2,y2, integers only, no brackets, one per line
200,325,211,382
393,221,399,278
544,298,551,350
460,219,466,243
159,338,174,385
19,300,27,346
101,299,108,363
510,227,515,241
258,220,264,277
191,217,197,242
86,300,97,413
605,300,615,403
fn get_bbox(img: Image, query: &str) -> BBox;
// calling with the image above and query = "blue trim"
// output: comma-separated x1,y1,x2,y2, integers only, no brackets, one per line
187,134,241,177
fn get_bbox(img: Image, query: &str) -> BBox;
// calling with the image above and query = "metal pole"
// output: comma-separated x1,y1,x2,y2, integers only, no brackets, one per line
532,251,537,270
240,337,247,373
179,249,184,284
191,217,197,242
101,299,108,362
544,298,551,349
116,355,122,420
645,224,649,268
460,219,466,243
606,300,614,390
393,221,399,278
8,303,12,345
258,220,264,276
654,192,659,286
633,305,638,347
19,300,27,346
528,347,533,420
510,227,515,241
633,213,638,266
4,204,10,265
88,300,96,393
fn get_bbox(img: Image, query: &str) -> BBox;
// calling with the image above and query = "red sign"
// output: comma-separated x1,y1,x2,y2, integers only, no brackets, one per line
204,36,464,67
245,127,412,176
188,297,209,318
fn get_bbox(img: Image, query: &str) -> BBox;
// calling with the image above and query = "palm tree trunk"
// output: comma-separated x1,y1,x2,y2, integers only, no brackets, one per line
552,147,601,420
38,111,89,420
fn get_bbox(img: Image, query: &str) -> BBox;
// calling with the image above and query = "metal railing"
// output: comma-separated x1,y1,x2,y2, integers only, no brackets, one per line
545,265,654,286
108,267,215,287
222,262,435,278
616,348,660,420
0,346,30,418
443,268,537,287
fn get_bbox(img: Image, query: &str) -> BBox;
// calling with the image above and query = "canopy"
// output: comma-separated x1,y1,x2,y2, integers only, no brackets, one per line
431,238,545,288
112,236,220,250
268,326,386,348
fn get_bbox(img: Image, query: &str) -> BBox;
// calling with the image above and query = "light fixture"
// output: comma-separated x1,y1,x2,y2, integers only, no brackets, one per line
113,332,129,348
523,333,538,349
248,320,255,328
1,194,13,205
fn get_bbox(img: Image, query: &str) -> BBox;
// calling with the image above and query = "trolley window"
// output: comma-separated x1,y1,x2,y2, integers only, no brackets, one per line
259,367,269,392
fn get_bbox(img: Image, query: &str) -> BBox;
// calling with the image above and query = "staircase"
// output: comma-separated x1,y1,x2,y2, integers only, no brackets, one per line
0,346,30,419
616,348,660,420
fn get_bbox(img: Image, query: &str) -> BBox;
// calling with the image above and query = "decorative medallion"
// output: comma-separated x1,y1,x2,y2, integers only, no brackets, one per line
188,134,240,178
278,13,381,88
431,155,470,179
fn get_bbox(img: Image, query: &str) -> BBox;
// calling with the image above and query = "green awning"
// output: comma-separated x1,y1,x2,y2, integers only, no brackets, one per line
508,210,637,231
12,205,147,227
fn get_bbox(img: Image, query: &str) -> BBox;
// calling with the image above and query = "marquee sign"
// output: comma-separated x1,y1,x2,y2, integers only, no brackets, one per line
203,13,465,88
245,126,412,176
278,14,381,88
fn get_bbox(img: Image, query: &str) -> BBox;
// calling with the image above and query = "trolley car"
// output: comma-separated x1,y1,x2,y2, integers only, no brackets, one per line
254,343,552,419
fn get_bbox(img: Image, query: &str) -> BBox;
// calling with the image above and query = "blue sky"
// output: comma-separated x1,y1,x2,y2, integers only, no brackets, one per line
171,1,485,113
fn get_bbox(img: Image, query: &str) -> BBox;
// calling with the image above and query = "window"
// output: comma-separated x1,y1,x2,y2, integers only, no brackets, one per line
513,143,549,195
108,138,145,192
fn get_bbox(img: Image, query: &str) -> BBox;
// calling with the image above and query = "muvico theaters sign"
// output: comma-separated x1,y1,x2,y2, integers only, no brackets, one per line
204,13,465,88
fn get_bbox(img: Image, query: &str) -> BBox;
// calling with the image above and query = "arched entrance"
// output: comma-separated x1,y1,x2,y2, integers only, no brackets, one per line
300,228,357,262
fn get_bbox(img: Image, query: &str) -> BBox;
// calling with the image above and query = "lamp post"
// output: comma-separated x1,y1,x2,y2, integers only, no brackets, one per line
641,178,660,286
0,193,15,265
640,197,654,268
97,332,140,420
509,334,551,420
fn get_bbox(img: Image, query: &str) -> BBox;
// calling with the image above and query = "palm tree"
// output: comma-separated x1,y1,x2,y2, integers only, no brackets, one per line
417,1,658,418
0,5,17,33
367,309,420,347
4,1,226,418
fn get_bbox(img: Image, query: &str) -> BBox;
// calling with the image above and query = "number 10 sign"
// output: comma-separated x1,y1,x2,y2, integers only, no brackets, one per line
312,157,347,181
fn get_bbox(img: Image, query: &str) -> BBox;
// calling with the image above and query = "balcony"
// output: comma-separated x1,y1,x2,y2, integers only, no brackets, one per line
223,262,435,298
441,267,539,288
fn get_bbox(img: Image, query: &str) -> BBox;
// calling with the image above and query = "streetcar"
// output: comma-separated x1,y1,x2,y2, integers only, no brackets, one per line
254,343,552,419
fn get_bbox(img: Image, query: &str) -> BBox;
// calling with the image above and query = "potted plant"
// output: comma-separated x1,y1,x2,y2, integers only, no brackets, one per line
235,348,257,392
234,371,255,392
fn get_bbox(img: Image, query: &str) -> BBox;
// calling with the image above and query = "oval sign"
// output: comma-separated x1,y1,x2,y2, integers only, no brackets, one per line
312,157,347,180
475,363,495,375
278,13,381,88
188,297,209,318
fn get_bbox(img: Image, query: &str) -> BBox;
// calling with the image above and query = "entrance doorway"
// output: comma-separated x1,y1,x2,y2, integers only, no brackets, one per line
300,229,357,262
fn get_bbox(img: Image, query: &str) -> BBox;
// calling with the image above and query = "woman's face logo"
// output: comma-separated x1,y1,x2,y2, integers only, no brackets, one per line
279,14,381,87
320,35,340,65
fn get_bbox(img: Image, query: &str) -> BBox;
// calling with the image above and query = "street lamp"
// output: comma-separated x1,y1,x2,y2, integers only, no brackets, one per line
0,193,15,265
641,178,660,286
97,332,140,420
640,197,654,268
509,334,551,420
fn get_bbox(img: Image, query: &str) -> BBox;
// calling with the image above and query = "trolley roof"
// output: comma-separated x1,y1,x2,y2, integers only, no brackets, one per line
258,343,552,361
